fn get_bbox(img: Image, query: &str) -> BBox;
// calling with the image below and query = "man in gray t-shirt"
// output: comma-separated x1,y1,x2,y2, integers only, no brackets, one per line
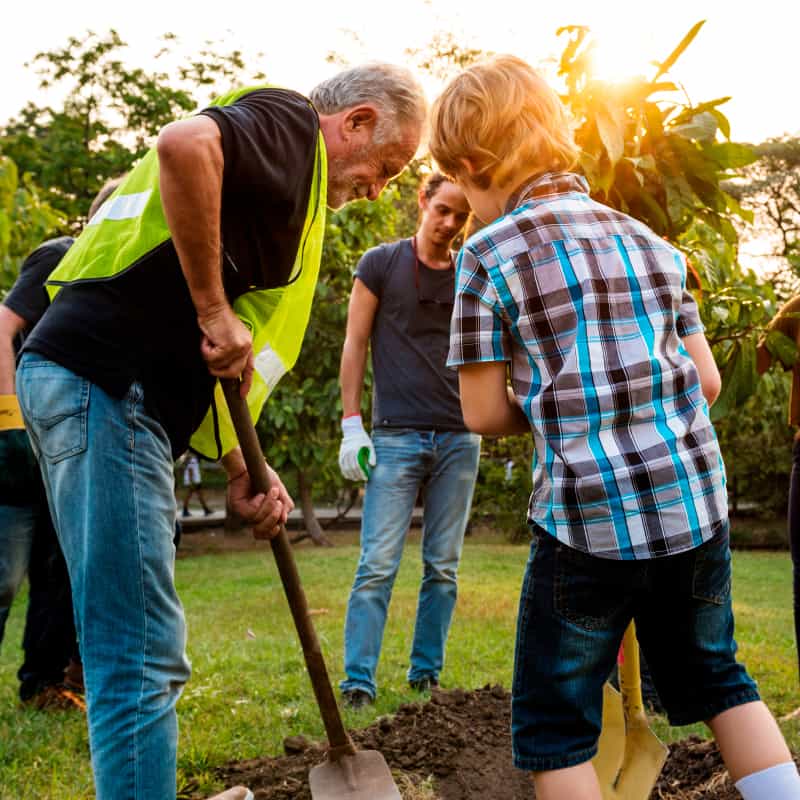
337,173,481,707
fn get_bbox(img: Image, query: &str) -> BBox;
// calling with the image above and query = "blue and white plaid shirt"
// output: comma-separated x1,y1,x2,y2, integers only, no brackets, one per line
448,172,727,559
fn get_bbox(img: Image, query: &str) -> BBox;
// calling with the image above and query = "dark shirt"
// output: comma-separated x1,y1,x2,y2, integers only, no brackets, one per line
2,237,72,506
23,89,319,457
355,238,467,432
4,236,73,351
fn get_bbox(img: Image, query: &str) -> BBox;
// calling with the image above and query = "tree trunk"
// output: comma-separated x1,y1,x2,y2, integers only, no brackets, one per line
291,469,333,547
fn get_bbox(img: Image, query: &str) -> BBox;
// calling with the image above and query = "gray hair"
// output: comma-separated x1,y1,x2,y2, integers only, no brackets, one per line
310,62,427,145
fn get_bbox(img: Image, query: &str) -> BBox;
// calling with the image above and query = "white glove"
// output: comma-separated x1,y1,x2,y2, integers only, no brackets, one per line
338,416,376,481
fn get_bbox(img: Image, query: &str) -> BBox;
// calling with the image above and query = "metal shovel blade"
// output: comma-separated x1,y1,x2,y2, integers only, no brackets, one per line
309,750,401,800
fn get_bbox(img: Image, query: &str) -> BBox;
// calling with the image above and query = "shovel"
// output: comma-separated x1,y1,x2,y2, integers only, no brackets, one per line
593,622,668,800
221,378,401,800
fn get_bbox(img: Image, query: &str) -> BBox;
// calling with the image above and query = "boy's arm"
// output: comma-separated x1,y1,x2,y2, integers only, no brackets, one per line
458,361,530,435
682,332,722,406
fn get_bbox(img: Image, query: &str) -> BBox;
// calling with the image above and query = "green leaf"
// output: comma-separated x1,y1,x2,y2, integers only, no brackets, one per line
653,20,706,80
765,330,798,369
596,109,625,165
711,340,758,421
706,142,757,169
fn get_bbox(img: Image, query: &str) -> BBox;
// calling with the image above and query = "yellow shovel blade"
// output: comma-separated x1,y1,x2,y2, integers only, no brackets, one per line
608,725,668,800
597,623,669,800
593,682,626,790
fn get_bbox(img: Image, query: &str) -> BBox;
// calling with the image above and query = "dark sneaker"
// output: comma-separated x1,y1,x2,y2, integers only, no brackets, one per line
23,683,86,712
409,676,439,693
182,508,191,518
342,689,374,709
206,788,254,800
203,507,213,516
63,658,85,694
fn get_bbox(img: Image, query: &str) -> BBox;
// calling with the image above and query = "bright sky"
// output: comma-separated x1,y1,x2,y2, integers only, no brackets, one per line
1,0,796,144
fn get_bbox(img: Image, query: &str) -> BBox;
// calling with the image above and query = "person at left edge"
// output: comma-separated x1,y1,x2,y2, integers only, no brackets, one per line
0,178,122,711
15,66,426,800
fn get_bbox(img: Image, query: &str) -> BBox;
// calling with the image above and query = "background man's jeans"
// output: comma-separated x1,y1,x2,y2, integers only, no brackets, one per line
0,505,34,644
0,422,77,699
17,353,191,800
341,428,480,698
0,501,77,698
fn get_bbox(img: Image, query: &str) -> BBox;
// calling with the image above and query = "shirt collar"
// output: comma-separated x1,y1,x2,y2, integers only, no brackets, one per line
504,172,590,215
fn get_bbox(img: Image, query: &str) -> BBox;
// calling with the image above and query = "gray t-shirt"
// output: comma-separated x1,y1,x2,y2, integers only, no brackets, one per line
355,238,467,431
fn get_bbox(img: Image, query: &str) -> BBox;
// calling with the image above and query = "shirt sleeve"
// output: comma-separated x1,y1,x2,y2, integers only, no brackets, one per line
353,247,385,300
447,245,512,368
200,88,318,199
676,287,704,338
3,239,71,328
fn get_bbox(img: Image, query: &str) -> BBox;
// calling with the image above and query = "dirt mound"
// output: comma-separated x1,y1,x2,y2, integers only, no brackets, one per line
204,686,778,799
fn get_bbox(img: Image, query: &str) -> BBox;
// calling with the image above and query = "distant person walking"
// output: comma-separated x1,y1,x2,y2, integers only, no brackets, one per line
0,177,121,711
181,453,212,517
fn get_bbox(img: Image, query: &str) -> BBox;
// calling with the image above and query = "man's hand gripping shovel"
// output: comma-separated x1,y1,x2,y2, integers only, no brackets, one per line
593,622,669,800
222,378,400,800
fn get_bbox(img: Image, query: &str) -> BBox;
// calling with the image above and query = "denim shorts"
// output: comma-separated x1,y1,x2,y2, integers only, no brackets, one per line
511,522,760,772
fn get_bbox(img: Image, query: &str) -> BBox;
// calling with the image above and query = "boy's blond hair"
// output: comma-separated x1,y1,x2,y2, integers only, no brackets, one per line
430,55,579,190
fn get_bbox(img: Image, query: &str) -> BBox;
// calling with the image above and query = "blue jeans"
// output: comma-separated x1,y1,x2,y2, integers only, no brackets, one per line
1,428,77,698
0,505,34,644
341,428,480,698
512,523,759,772
17,354,191,800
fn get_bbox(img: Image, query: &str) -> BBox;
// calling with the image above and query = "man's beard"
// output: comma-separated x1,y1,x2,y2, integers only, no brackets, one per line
327,148,372,209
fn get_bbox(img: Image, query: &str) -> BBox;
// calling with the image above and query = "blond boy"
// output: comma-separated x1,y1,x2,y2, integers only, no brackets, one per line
430,55,800,800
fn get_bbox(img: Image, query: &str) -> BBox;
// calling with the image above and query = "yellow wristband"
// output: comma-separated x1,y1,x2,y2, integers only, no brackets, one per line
0,395,25,431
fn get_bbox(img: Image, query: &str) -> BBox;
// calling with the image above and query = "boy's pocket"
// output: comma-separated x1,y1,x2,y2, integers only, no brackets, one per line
692,527,732,606
553,543,624,631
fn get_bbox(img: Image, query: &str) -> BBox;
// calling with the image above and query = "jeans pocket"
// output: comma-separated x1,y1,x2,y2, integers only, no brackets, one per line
553,543,621,631
692,528,732,606
22,365,90,465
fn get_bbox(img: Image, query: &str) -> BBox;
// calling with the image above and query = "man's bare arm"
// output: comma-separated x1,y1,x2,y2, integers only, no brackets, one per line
157,115,254,395
0,306,28,394
340,278,379,417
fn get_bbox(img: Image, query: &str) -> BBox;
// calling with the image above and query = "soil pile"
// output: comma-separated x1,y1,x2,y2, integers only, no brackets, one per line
206,686,781,799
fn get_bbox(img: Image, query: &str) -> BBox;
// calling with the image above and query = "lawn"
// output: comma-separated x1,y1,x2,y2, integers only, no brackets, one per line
1,530,799,799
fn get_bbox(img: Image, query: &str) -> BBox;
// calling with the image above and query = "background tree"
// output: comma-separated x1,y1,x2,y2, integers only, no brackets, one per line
731,136,800,295
0,29,265,224
0,154,64,293
556,21,771,422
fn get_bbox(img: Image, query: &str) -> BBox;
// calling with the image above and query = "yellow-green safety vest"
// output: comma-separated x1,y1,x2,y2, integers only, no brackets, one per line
46,85,328,459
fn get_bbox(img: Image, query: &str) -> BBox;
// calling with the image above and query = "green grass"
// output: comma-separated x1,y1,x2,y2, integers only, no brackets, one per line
1,535,799,798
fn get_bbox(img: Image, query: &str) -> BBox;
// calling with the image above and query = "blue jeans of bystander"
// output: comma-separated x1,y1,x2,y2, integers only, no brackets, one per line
341,428,480,698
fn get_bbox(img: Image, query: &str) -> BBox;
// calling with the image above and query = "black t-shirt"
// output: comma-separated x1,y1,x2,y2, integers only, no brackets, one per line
3,236,73,350
355,239,467,431
23,89,319,457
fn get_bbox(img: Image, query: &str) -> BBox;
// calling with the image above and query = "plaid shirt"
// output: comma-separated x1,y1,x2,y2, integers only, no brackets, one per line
448,172,727,560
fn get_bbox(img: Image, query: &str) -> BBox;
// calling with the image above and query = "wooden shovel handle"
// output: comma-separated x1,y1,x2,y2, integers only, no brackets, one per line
221,378,355,756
